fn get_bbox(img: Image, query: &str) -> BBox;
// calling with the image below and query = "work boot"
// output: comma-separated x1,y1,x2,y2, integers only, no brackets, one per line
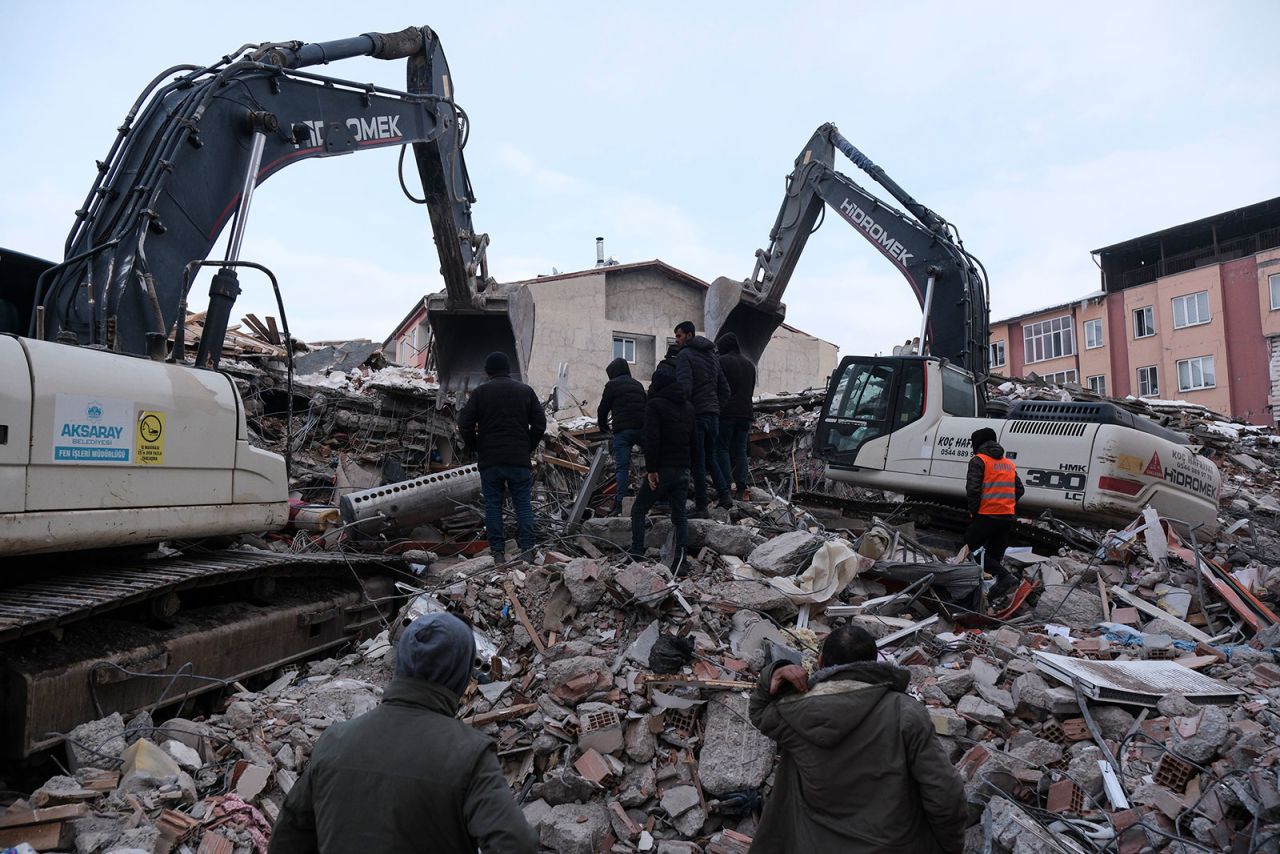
716,493,733,510
689,506,710,520
987,574,1016,607
627,547,647,562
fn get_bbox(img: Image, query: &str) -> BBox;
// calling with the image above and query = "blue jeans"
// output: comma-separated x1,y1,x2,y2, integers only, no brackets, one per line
716,416,751,492
631,468,689,566
611,428,642,510
691,412,729,508
480,465,536,557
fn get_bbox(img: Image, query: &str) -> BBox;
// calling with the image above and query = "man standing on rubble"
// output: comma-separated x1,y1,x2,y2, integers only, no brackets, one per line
966,426,1024,603
714,332,756,502
458,352,546,561
748,624,967,853
673,321,731,515
270,612,538,854
631,349,695,573
597,357,647,516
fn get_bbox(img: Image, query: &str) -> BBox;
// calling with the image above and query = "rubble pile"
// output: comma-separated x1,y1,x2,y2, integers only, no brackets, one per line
11,341,1280,852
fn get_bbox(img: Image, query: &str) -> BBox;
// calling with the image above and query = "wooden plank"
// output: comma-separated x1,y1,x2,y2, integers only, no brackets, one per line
543,456,589,474
241,313,272,340
641,677,753,690
0,803,88,828
1108,586,1212,643
503,581,546,652
1097,576,1111,622
265,316,282,345
0,822,66,849
465,703,538,727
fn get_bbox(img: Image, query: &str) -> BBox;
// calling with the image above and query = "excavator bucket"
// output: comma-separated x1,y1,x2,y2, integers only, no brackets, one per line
426,283,536,394
704,276,786,366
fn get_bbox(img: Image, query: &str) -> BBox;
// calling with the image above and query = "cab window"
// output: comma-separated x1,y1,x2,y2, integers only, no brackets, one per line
941,366,977,417
824,361,896,454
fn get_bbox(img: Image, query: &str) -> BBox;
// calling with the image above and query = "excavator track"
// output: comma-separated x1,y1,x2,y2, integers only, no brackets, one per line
1,549,407,760
0,550,395,643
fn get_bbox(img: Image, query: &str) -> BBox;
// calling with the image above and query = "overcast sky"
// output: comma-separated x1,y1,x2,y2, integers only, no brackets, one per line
4,2,1278,359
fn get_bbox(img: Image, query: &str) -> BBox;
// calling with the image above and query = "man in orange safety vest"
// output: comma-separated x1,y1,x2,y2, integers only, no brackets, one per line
965,427,1024,604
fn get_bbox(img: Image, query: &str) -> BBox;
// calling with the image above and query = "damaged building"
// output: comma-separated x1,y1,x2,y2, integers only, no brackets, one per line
990,195,1280,425
386,253,839,409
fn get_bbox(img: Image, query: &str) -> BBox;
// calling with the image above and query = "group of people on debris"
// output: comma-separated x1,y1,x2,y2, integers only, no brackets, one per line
270,324,1030,853
457,321,759,574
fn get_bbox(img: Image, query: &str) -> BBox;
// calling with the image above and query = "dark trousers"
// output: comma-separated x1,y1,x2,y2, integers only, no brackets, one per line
611,428,642,511
631,468,690,562
691,412,729,508
480,465,536,557
716,416,751,492
965,514,1014,584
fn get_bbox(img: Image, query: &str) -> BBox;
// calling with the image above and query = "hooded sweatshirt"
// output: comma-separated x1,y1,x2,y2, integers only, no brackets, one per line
965,439,1026,515
715,333,756,420
597,357,647,433
457,370,546,469
748,660,967,854
643,367,695,470
675,335,730,416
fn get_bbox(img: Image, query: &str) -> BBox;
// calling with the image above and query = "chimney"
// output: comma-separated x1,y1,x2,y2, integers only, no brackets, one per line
596,237,605,268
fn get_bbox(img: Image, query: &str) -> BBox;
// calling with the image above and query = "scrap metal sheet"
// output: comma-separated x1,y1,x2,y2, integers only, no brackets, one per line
1032,651,1244,707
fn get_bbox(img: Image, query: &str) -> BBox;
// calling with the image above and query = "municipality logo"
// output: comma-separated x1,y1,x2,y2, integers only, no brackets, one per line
86,402,103,421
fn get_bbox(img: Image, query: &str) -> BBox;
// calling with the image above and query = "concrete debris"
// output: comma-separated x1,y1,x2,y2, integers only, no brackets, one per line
8,366,1280,853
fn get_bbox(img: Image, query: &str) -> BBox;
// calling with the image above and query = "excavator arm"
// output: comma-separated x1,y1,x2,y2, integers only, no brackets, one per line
33,26,530,385
707,123,989,381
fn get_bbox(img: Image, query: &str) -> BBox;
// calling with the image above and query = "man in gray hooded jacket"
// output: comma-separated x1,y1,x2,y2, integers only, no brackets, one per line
748,624,967,853
270,613,537,854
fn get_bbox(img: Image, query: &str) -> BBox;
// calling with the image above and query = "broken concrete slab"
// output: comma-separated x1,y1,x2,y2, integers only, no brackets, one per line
539,802,609,854
545,656,612,704
956,695,1006,727
698,693,775,796
563,558,611,609
746,531,823,577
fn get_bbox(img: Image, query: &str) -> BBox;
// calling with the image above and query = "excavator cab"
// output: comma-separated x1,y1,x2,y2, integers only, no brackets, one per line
815,356,929,466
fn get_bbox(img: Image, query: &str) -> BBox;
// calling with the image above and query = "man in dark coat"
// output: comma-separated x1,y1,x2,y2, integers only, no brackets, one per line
965,426,1025,603
748,625,967,853
269,613,538,854
597,357,647,515
457,352,546,561
630,353,695,573
673,321,730,516
713,332,756,502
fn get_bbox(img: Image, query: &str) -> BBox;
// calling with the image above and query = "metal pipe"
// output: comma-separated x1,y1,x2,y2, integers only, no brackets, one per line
917,274,935,355
225,130,268,264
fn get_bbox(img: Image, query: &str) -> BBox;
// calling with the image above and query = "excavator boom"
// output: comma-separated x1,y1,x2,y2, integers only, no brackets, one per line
32,26,530,386
707,123,988,381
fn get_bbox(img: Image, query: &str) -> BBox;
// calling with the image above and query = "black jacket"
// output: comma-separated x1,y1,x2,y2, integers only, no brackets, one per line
643,367,695,471
716,333,756,420
965,440,1025,515
270,677,537,854
675,335,730,416
597,358,646,433
748,661,966,854
457,374,546,470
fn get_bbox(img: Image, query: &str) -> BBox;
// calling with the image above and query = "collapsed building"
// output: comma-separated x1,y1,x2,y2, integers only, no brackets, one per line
4,334,1280,854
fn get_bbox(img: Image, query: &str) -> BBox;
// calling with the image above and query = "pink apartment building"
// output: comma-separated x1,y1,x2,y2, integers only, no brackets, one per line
989,197,1280,425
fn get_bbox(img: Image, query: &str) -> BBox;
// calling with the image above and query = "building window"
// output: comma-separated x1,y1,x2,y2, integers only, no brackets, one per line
1133,306,1155,339
1172,291,1211,329
612,336,636,364
1087,375,1107,395
1270,273,1280,311
1084,318,1104,349
1022,315,1075,364
1176,356,1216,392
990,341,1006,368
1137,365,1159,398
1039,369,1078,385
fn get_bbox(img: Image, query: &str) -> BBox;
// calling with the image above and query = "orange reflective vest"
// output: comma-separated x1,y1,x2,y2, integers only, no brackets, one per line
977,453,1017,515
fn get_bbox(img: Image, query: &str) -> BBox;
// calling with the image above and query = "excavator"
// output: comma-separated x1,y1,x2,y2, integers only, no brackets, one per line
709,124,1221,531
0,26,531,759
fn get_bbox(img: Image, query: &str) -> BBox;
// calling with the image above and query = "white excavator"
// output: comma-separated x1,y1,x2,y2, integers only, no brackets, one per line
0,26,533,761
708,124,1221,531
